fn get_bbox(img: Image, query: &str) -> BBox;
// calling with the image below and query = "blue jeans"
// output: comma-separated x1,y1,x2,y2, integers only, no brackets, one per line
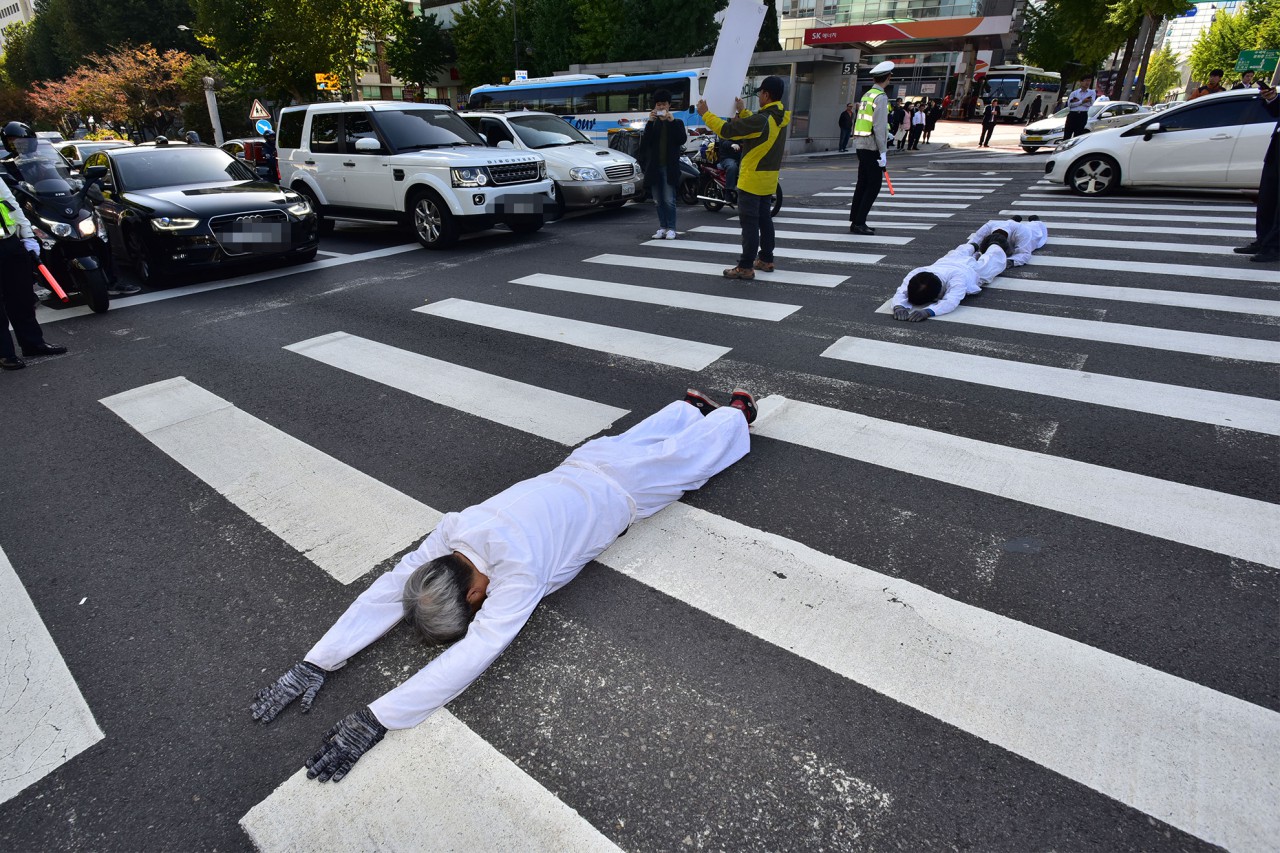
838,127,852,151
737,190,774,268
649,167,677,230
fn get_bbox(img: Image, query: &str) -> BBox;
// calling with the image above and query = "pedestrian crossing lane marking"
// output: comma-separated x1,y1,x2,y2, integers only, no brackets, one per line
989,276,1280,316
1013,199,1257,213
822,337,1280,435
751,395,1280,568
873,298,1280,362
285,332,628,446
583,254,848,288
1049,236,1239,255
415,298,731,371
787,208,957,218
641,239,885,265
999,209,1256,225
1032,221,1255,239
509,272,801,320
812,196,974,207
1026,254,1280,285
242,711,621,852
100,377,437,584
601,499,1280,853
0,543,104,805
691,225,913,246
765,216,935,230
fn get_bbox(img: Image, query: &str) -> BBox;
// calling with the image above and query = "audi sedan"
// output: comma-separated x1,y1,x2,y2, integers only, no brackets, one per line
83,143,318,286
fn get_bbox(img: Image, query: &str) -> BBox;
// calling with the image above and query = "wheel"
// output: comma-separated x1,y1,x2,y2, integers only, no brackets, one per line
699,175,724,211
295,185,333,236
127,229,155,287
1067,154,1120,196
408,189,458,249
506,214,544,235
81,266,110,313
1022,146,1040,154
679,177,698,205
769,182,783,216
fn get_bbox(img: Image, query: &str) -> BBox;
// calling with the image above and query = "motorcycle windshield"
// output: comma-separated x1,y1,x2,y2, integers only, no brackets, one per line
15,154,75,196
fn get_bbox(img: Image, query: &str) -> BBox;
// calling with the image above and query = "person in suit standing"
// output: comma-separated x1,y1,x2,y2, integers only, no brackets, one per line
1028,94,1043,121
837,103,854,152
908,103,925,150
1234,83,1279,264
1062,76,1095,141
637,88,687,240
978,98,1001,147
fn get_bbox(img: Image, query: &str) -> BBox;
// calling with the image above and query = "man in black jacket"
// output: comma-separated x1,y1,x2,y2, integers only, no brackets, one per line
978,99,1001,147
637,88,687,240
837,103,854,152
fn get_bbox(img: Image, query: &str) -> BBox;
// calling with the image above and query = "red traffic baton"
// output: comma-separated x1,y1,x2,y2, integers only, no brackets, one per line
884,170,895,196
36,262,70,303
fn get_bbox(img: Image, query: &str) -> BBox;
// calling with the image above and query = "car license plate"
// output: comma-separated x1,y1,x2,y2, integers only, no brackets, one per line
1025,136,1042,142
622,182,635,196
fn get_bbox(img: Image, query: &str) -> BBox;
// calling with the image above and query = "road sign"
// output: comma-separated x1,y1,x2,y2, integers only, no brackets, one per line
1236,49,1279,73
315,73,342,91
249,99,271,120
255,119,272,135
514,69,528,81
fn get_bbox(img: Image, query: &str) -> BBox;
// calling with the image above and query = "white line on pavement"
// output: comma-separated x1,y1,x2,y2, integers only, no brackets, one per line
600,499,1280,853
1048,236,1236,255
285,332,627,445
415,298,731,371
821,336,1280,435
691,226,913,246
873,298,1280,362
0,543,104,805
510,272,801,321
998,208,1255,225
100,377,435,584
583,254,847,288
1026,253,1280,284
640,239,884,265
811,196,972,207
1012,200,1255,213
788,208,957,218
989,276,1280,316
1033,221,1254,238
817,193,983,202
764,217,936,230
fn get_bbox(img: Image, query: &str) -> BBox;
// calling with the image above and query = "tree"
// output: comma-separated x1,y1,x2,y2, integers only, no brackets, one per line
756,0,780,53
523,0,584,77
1188,6,1255,85
384,5,451,92
1143,43,1180,101
451,0,514,86
574,0,628,64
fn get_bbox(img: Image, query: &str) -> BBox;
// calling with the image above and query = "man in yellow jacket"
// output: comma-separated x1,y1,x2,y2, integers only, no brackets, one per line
697,75,791,280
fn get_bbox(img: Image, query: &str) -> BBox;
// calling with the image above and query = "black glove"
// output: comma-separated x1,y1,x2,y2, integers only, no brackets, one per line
892,305,912,321
250,660,326,723
306,707,387,783
908,309,931,322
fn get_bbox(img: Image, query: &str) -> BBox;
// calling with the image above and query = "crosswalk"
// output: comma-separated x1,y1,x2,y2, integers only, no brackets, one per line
8,167,1279,851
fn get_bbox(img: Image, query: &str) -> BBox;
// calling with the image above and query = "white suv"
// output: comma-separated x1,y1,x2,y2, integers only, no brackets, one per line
277,102,554,248
460,111,643,215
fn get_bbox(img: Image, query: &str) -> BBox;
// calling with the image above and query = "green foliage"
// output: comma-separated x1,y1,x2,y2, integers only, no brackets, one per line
1243,0,1280,51
757,0,781,53
1143,43,1180,100
1188,5,1255,83
1021,1,1079,76
451,0,514,86
384,6,452,90
573,0,628,63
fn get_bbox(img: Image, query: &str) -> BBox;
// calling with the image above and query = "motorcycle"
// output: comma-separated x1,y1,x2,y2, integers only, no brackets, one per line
5,156,113,313
692,139,783,216
677,154,699,205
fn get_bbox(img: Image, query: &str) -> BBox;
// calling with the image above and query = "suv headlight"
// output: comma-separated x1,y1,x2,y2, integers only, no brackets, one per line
569,166,602,182
152,217,199,231
451,167,490,187
538,160,547,179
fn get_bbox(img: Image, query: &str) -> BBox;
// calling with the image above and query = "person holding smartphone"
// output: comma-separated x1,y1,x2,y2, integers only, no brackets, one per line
637,88,687,240
1235,83,1279,264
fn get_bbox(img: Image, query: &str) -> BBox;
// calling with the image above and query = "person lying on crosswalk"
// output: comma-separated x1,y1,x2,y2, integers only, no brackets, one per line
891,241,1009,322
250,389,759,782
964,215,1047,267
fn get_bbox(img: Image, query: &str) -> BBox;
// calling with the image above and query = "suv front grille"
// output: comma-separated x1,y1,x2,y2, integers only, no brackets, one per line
604,163,634,181
488,161,540,185
209,209,290,256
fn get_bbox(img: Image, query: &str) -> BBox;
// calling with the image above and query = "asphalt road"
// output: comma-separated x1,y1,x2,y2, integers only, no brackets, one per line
1,150,1277,852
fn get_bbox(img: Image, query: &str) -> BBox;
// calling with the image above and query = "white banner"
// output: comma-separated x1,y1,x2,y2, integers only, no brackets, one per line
702,0,768,117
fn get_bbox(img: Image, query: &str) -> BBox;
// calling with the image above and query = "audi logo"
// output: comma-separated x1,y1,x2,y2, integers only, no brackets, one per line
236,214,265,223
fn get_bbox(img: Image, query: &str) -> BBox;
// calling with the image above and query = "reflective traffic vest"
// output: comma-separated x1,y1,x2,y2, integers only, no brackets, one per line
852,87,884,136
0,201,17,239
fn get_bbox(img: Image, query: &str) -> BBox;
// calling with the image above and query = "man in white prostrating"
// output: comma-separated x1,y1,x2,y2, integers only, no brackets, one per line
965,215,1048,267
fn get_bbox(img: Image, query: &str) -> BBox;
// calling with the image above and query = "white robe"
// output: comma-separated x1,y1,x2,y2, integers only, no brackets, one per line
892,244,1009,317
965,219,1048,266
305,401,750,729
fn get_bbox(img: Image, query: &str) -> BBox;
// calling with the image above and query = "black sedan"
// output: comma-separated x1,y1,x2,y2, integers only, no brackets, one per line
83,143,318,286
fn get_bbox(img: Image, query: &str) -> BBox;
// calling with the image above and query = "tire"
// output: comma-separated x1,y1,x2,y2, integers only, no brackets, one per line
769,182,783,217
1067,154,1120,196
1022,146,1040,154
699,174,724,211
295,185,333,236
507,214,544,235
127,229,155,287
408,189,458,249
81,266,110,314
679,178,698,205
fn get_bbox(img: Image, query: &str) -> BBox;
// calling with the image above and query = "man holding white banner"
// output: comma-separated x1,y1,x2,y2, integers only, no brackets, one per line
697,76,791,280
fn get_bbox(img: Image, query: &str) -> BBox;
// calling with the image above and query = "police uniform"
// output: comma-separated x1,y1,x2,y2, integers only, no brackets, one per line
0,179,62,369
849,61,893,234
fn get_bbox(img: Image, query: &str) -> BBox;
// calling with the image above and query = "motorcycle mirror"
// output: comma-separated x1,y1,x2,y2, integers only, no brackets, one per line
83,165,108,182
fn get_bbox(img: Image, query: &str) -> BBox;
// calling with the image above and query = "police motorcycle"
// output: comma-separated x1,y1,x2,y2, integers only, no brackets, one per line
691,137,783,216
1,123,116,313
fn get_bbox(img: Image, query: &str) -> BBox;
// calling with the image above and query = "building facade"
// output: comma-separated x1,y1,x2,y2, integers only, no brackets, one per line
0,0,34,51
1159,1,1246,95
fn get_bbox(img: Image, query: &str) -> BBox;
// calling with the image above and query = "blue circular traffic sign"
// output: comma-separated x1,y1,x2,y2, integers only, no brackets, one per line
255,119,272,135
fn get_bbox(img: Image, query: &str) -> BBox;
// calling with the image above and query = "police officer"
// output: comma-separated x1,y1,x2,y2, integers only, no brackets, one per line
0,174,67,370
848,61,893,235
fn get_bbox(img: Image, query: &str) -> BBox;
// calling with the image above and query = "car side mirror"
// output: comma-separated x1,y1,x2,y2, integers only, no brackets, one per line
354,137,382,152
83,164,108,182
1142,122,1162,140
496,140,515,149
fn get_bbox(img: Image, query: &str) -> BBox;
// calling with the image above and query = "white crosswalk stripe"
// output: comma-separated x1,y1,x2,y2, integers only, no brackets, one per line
583,253,848,287
812,195,974,206
988,276,1280,316
821,337,1280,435
1033,221,1255,239
691,225,914,246
509,272,802,320
1026,253,1280,284
998,208,1256,225
787,207,957,218
1012,200,1255,213
872,298,1280,363
1048,236,1238,255
640,239,884,264
0,543,104,805
766,216,935,230
415,298,732,370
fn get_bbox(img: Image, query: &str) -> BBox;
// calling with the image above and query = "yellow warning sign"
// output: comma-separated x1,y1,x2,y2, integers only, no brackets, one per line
314,73,342,91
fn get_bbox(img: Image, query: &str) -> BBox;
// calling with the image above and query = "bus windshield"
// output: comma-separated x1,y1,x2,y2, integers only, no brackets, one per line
980,77,1024,102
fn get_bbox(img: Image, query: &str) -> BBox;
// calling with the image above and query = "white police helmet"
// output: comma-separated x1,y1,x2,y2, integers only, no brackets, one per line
870,61,895,76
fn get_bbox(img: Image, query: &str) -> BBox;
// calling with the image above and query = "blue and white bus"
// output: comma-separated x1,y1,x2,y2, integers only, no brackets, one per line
468,69,709,146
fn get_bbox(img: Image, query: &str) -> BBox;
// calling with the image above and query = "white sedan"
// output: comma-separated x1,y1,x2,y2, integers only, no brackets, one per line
1020,101,1149,153
1043,90,1275,195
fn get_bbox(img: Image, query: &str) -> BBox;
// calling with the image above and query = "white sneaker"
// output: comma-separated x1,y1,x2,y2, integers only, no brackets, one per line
664,229,677,240
652,228,666,239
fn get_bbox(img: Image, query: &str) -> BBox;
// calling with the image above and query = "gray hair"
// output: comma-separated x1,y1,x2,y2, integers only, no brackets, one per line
401,555,472,645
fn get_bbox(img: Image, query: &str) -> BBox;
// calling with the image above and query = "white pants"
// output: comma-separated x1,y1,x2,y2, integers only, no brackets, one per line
941,244,1008,292
565,401,750,519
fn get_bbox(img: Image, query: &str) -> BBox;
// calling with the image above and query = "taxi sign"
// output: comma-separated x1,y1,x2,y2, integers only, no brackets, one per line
255,119,272,135
249,99,271,120
315,73,342,91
